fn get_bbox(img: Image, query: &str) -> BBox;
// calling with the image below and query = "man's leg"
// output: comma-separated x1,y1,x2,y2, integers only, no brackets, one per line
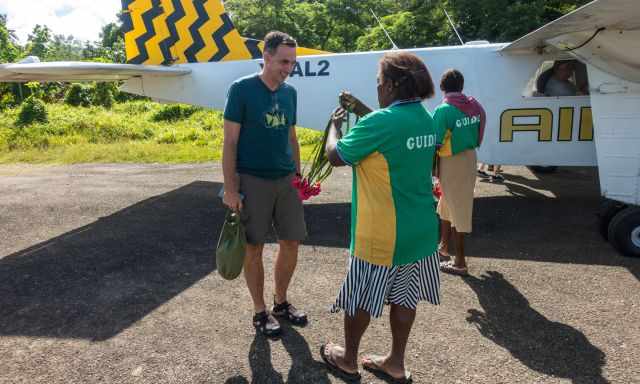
274,239,298,304
243,243,266,313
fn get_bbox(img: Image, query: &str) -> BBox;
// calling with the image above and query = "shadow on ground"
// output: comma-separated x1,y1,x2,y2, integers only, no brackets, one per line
465,271,609,384
0,181,224,341
471,167,640,280
1,168,636,343
224,323,331,384
0,181,350,342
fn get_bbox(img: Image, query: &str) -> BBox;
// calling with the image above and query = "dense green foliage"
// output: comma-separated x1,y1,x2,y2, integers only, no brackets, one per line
0,101,322,163
0,1,590,163
16,96,48,126
0,1,590,105
226,0,591,51
65,84,92,107
152,104,200,122
92,82,115,109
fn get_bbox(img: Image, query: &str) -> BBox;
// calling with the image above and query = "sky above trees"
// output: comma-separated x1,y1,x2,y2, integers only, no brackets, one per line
0,0,119,44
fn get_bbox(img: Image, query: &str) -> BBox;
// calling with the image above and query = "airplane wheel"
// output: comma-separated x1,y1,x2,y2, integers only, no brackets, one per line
528,166,558,174
608,206,640,258
598,199,626,240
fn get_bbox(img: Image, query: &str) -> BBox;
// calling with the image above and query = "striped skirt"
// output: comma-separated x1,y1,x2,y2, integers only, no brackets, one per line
331,253,441,318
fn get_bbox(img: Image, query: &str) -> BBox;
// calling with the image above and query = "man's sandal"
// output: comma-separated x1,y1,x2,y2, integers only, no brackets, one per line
272,300,308,326
253,311,281,337
320,343,361,382
362,355,412,384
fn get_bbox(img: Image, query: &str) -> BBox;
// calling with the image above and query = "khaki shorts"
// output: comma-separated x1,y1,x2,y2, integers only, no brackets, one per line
239,173,307,245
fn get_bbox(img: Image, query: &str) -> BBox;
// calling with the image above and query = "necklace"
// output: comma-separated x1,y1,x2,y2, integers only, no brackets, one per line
389,97,421,108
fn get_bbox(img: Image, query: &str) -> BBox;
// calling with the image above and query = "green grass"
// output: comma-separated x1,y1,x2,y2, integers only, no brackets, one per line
0,101,322,164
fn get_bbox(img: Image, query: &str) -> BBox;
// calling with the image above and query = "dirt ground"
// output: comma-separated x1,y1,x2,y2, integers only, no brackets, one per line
0,163,638,384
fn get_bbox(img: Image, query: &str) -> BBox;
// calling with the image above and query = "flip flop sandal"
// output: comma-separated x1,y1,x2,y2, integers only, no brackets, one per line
320,343,361,382
253,311,281,337
439,260,469,276
272,300,308,326
362,355,412,384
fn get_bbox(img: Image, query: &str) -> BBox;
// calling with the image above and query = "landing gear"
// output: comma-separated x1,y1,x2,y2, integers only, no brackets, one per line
607,206,640,258
598,199,627,239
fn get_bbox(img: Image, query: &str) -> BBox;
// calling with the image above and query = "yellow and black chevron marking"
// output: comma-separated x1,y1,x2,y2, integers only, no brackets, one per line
121,0,328,65
121,0,252,65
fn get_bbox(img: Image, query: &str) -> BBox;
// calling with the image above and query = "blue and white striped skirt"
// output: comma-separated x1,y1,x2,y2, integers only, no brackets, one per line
331,253,441,318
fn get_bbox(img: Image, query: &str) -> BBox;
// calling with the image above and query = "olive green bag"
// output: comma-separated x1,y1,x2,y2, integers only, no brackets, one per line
216,210,246,280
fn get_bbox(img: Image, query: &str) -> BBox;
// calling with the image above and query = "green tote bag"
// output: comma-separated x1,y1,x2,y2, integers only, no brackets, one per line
216,210,246,280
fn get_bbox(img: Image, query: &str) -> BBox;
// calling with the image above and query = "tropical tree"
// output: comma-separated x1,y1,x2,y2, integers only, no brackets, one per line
26,24,52,59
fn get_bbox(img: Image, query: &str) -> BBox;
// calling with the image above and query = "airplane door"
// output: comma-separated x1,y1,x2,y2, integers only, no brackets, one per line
587,66,640,205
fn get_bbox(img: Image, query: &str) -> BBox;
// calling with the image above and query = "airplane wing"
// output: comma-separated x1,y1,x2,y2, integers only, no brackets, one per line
0,62,191,82
501,0,640,82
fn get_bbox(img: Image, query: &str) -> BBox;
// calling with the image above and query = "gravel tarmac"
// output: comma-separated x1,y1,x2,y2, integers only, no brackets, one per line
0,163,638,384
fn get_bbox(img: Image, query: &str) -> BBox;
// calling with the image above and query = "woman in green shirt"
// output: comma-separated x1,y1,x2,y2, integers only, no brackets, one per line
321,52,441,383
433,69,486,276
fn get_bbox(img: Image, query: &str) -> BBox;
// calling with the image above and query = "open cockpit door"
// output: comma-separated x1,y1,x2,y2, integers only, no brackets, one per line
501,0,640,83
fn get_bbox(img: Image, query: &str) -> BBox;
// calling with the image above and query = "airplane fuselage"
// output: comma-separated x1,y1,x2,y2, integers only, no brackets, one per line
122,43,595,167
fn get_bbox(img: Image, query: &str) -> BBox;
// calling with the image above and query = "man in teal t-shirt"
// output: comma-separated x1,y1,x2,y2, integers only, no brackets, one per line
224,73,297,178
221,31,307,337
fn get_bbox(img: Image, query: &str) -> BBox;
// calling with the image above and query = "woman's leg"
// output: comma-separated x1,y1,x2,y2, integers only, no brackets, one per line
362,304,416,379
325,309,371,373
439,219,452,255
388,304,416,370
453,228,467,268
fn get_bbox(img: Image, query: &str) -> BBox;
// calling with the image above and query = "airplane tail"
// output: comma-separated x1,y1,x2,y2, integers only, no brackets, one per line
120,0,327,65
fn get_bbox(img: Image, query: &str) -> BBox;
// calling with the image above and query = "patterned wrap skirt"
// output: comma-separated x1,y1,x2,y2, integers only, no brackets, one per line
331,253,441,318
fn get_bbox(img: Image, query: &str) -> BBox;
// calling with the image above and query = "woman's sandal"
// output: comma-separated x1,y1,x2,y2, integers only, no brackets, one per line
439,260,469,276
252,311,281,337
438,248,452,262
320,343,361,382
361,355,412,384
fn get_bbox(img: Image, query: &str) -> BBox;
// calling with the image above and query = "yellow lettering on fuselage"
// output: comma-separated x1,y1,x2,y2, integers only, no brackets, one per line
500,107,593,142
500,109,553,142
579,107,593,141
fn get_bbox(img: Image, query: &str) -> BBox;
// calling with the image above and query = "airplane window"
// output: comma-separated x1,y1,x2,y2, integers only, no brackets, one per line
524,60,589,97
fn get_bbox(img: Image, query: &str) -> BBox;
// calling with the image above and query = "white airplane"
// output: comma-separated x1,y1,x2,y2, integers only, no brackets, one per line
1,0,639,257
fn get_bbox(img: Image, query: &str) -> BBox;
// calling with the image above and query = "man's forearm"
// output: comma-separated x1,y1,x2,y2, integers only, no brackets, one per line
291,139,301,174
222,143,239,192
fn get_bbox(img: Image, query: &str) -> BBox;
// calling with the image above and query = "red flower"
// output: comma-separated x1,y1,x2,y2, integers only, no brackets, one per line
292,175,323,201
432,177,442,199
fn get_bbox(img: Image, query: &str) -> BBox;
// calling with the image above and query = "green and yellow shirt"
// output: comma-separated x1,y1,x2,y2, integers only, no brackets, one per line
337,102,439,267
433,102,480,157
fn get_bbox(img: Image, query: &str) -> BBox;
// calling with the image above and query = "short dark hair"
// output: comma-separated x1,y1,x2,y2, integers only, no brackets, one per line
379,52,435,100
440,69,464,93
264,31,297,55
